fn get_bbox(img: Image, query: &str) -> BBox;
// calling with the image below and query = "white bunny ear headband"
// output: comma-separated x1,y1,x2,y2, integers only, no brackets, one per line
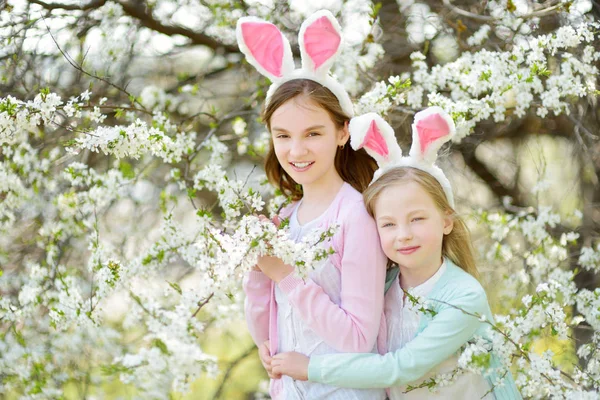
236,10,354,117
349,106,456,207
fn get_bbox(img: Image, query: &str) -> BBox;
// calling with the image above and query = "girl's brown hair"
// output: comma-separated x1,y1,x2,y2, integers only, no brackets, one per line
263,79,377,200
363,167,479,278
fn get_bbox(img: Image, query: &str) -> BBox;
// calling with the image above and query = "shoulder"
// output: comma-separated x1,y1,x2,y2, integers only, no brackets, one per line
445,262,484,292
336,184,372,223
433,261,489,313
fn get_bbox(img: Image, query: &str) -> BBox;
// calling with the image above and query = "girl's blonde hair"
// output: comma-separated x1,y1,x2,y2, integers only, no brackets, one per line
262,79,377,200
363,167,479,278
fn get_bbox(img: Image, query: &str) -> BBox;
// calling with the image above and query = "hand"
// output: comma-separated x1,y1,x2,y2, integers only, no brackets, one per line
271,352,309,381
258,340,281,379
253,215,291,277
256,255,294,283
260,214,282,228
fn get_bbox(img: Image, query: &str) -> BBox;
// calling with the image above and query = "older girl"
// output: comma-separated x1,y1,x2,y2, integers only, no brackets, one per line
238,10,387,400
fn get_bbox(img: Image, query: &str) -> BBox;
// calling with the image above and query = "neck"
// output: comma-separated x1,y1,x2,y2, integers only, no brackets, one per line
301,173,344,207
399,257,444,289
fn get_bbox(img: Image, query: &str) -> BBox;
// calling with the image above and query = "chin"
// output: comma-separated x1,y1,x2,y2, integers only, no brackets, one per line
288,174,317,186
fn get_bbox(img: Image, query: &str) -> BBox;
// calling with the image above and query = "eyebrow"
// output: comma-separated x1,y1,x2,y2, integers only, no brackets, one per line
271,125,326,133
376,209,428,220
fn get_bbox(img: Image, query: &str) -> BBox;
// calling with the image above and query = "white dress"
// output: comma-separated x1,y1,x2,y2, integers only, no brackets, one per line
275,201,385,400
385,262,493,399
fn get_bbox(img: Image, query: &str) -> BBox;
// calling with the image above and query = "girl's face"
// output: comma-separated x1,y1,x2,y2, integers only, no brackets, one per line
373,181,453,272
269,95,348,190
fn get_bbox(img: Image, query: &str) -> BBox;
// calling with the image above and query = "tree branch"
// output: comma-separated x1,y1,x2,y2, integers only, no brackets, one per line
29,0,107,11
212,345,256,400
442,0,564,22
28,0,239,53
457,143,526,207
116,0,238,53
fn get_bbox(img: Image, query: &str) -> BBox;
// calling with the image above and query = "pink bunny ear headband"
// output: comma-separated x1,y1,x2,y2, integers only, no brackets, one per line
236,10,354,117
349,106,456,207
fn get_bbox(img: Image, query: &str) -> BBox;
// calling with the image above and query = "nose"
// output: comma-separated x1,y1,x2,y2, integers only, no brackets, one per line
289,139,308,158
395,224,413,243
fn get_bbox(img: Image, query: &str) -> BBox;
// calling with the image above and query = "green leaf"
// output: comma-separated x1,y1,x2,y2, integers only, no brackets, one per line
507,0,517,12
479,70,492,81
152,338,170,355
167,281,182,295
118,161,135,179
156,249,165,263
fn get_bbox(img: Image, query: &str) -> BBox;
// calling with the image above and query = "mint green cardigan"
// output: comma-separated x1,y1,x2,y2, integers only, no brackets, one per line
308,260,522,399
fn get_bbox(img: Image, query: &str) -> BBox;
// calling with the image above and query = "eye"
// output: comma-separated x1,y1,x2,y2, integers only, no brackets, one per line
381,222,395,228
275,133,289,139
307,132,320,137
411,217,424,222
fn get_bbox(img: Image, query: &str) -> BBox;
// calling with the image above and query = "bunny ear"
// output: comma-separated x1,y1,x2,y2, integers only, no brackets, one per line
236,17,295,81
409,107,455,164
298,10,343,76
349,113,403,166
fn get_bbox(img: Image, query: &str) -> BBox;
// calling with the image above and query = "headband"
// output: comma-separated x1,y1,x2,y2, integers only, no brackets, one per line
349,107,456,207
236,10,354,117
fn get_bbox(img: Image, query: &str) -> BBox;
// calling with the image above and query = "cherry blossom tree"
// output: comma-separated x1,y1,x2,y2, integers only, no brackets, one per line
0,0,599,398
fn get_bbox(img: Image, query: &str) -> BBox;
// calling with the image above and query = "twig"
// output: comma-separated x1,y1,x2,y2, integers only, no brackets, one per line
443,0,564,22
191,292,214,319
41,16,148,111
427,297,577,385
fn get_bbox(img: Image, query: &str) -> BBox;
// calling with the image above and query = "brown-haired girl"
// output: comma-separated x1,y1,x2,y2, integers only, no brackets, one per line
237,10,387,400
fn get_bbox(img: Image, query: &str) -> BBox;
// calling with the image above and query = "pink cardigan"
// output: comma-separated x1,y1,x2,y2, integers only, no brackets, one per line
243,183,388,399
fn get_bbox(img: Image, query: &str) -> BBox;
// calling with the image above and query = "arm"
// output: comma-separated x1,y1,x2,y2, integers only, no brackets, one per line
307,286,489,388
278,202,387,353
243,270,272,346
242,206,294,347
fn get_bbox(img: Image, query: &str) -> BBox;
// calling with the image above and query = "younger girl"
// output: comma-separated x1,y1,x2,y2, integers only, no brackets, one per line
271,109,522,399
237,10,387,400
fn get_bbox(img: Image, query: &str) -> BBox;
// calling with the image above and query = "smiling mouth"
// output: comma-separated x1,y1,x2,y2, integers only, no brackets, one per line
290,161,314,170
397,246,420,254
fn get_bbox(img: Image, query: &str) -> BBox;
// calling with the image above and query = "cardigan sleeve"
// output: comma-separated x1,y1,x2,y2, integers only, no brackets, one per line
277,201,387,353
243,270,272,347
307,284,489,388
242,202,296,347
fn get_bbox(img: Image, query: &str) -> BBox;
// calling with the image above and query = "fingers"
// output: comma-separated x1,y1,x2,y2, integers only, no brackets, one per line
258,342,272,375
271,359,281,375
258,214,282,228
259,342,283,379
259,342,272,363
272,215,281,227
270,358,283,379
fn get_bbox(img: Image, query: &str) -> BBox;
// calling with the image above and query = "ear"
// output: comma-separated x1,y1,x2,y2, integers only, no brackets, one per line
337,121,349,147
443,212,454,235
236,17,295,81
349,113,403,167
298,10,343,77
408,106,455,164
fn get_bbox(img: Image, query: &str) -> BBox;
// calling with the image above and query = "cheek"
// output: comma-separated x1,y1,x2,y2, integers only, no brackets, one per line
314,138,337,158
273,141,288,159
418,222,444,243
380,234,398,261
378,229,395,250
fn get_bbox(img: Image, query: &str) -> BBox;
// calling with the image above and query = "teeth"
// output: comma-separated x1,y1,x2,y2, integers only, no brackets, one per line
292,162,311,168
